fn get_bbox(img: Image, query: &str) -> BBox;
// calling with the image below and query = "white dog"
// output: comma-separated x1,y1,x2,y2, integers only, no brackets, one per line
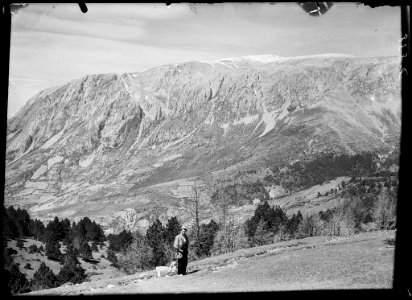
156,261,178,278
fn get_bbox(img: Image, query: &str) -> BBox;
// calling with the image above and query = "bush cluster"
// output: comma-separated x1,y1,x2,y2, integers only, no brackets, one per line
244,202,303,246
3,209,106,294
115,216,221,274
107,230,133,252
114,217,182,273
241,178,397,249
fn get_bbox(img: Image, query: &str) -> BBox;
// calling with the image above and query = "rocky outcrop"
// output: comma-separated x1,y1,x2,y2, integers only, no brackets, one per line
5,55,401,232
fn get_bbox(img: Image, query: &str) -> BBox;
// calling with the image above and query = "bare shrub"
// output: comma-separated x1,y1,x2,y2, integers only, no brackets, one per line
311,214,325,236
360,222,379,232
28,244,38,254
373,190,397,229
273,224,288,242
188,247,200,262
186,181,208,256
162,241,177,265
384,238,396,246
338,216,357,236
320,213,339,236
253,220,275,246
117,237,153,275
295,214,324,238
211,220,249,255
332,209,356,236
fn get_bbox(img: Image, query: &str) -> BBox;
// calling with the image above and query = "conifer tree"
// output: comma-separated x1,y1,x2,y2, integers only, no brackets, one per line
198,220,219,257
107,229,133,252
60,244,80,266
57,255,87,285
2,268,11,297
16,238,24,249
15,207,31,237
31,262,59,291
146,219,167,266
29,219,46,241
267,205,288,233
4,247,14,267
79,240,93,260
3,213,19,238
253,219,273,246
69,222,88,250
60,218,71,241
286,211,303,236
45,238,62,261
85,220,104,242
91,241,99,252
107,249,119,267
165,216,181,245
8,263,30,294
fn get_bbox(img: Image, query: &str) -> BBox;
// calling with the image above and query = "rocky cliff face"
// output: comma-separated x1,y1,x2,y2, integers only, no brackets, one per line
5,54,401,233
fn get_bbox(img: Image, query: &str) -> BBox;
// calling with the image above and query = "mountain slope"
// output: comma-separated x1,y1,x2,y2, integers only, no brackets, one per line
5,55,401,232
25,230,395,294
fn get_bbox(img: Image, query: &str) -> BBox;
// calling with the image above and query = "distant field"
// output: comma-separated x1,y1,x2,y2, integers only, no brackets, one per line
26,230,395,295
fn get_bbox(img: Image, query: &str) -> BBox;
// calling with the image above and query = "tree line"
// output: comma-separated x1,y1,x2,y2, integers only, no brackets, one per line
264,152,381,193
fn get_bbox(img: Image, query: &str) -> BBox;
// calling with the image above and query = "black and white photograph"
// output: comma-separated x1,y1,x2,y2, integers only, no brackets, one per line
3,3,405,295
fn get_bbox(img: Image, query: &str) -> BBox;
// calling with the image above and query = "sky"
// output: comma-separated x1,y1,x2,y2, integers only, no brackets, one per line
8,3,401,118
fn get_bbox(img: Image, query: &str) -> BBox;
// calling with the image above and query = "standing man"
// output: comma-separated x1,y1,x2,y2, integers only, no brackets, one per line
173,225,189,275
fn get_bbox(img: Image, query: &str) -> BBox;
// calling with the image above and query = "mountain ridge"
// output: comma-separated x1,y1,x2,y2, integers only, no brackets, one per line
5,54,401,233
7,53,395,121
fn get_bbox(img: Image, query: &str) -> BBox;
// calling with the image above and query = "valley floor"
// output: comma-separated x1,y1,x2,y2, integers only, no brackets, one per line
25,230,395,295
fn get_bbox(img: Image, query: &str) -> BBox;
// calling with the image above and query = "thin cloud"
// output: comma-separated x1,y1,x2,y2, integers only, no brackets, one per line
8,3,401,118
24,3,191,22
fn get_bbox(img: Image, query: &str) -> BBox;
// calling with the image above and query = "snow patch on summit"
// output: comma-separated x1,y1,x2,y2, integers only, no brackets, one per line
211,53,354,65
214,54,282,64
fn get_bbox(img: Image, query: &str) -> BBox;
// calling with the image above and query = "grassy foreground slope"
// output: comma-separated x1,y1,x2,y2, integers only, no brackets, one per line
27,230,395,294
